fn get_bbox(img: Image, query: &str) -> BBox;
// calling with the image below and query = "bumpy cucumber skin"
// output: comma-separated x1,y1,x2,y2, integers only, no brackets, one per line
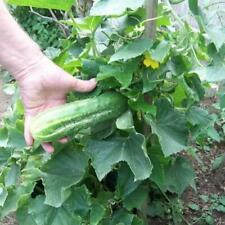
30,92,127,142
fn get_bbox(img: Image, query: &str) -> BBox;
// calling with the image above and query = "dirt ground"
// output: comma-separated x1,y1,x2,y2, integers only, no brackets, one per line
0,215,17,225
182,144,225,225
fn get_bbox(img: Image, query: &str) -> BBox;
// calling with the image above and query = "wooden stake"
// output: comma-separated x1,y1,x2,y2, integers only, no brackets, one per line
145,0,158,39
143,0,158,137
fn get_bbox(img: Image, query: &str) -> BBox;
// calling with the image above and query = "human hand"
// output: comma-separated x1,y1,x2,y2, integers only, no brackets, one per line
17,57,97,153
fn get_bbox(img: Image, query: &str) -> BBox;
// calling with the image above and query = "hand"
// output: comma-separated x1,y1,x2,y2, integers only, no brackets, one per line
17,57,97,153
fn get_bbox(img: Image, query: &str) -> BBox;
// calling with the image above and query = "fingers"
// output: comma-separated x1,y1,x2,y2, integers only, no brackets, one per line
73,78,97,92
59,137,69,144
25,115,54,153
25,113,69,153
25,114,54,153
67,76,97,93
24,115,34,146
41,138,68,153
42,143,54,153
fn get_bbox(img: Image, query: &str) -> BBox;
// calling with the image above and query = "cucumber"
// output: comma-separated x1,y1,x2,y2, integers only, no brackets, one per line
30,92,127,142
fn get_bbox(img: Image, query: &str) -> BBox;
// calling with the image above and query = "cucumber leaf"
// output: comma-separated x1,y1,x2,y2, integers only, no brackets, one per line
86,133,152,181
7,0,75,10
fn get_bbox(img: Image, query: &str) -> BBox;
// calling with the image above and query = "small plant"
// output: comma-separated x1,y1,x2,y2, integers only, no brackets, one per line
187,194,225,225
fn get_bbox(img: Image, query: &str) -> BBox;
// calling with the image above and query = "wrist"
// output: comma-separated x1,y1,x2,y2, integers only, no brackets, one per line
12,46,44,79
14,51,51,84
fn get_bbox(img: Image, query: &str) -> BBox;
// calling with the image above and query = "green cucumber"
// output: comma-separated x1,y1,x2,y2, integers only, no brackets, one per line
30,92,127,142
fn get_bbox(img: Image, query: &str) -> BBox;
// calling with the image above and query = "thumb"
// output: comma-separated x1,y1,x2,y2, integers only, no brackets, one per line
66,76,97,93
24,115,34,147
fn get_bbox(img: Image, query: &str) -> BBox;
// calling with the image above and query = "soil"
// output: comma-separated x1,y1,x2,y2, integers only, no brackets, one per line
183,142,225,225
1,215,17,225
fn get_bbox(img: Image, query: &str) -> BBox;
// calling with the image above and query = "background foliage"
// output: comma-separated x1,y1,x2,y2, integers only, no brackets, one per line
10,6,65,49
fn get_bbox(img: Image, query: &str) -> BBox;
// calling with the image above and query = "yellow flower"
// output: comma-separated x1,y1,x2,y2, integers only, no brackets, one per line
143,56,160,69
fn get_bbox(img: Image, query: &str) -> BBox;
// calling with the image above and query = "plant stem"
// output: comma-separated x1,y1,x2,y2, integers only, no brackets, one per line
190,45,204,67
165,0,184,27
67,9,77,26
158,187,191,225
141,16,163,26
29,7,68,37
49,9,68,37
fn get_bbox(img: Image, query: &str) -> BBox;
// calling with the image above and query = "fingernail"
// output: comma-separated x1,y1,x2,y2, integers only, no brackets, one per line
42,143,54,154
90,78,97,83
25,138,33,147
59,137,68,144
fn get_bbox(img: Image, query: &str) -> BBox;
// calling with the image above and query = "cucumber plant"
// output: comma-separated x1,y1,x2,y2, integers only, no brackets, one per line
0,0,225,224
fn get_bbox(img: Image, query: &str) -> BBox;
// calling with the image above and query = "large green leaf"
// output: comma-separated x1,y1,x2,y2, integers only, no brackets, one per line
86,133,152,181
194,63,225,82
63,16,102,37
115,163,141,200
97,61,138,88
150,148,195,196
90,0,144,16
116,111,134,132
148,200,166,218
206,27,225,51
42,148,89,207
7,0,75,10
0,184,34,218
109,38,153,63
17,206,37,225
123,185,149,211
142,67,165,93
4,163,20,187
171,83,187,106
0,128,8,148
145,99,188,156
151,41,170,63
0,185,8,207
29,196,82,225
7,127,26,149
128,96,157,115
206,64,225,82
132,217,144,225
186,106,211,127
159,157,196,195
186,107,218,141
90,202,105,225
110,209,134,225
0,148,11,169
64,186,91,217
148,145,170,187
